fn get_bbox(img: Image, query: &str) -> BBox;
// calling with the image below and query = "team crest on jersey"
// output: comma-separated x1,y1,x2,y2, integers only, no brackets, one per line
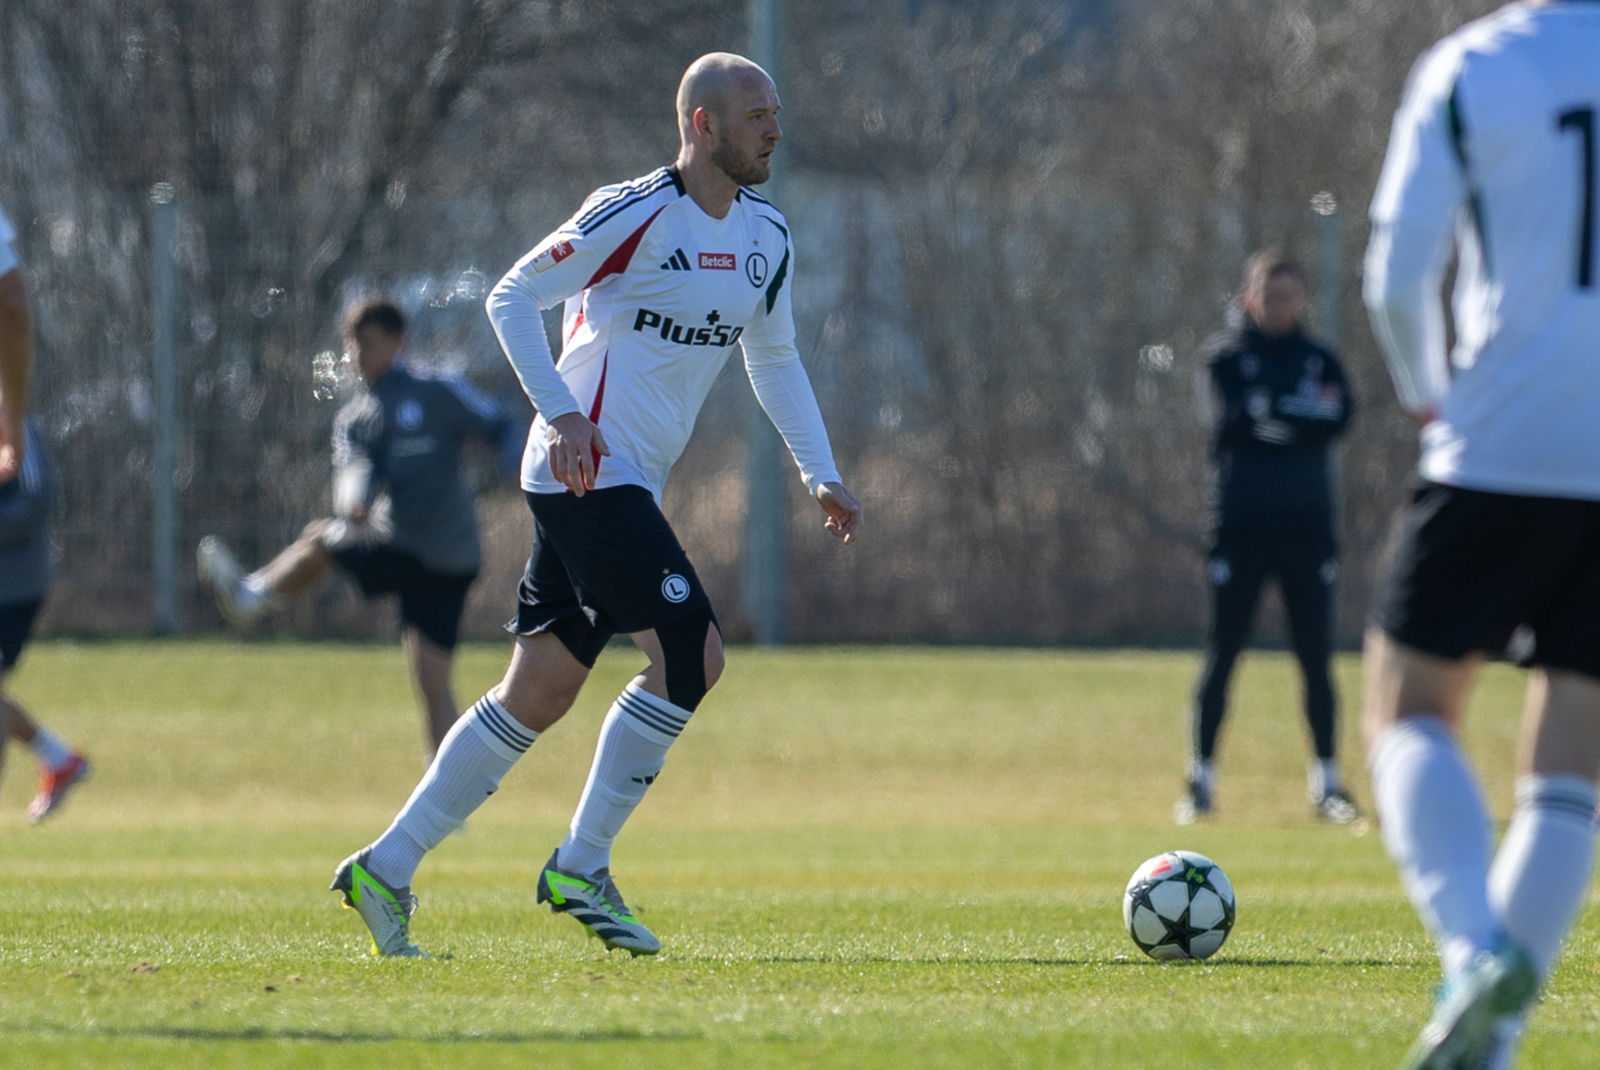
699,252,736,270
531,238,575,273
396,398,424,430
746,252,769,287
662,574,691,603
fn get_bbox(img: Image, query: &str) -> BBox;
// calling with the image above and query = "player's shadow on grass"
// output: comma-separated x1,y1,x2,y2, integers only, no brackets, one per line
35,1024,703,1045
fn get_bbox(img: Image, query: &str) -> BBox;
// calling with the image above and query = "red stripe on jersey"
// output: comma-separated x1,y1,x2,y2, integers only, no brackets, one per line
587,353,609,475
583,205,667,289
567,304,586,345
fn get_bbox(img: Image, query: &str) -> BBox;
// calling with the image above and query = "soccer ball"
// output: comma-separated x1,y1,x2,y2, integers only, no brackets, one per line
1122,850,1236,961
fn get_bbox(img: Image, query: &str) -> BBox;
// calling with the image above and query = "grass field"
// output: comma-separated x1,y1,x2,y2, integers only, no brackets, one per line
1,642,1597,1069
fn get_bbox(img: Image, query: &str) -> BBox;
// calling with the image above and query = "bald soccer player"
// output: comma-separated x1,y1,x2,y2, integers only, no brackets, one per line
330,53,863,958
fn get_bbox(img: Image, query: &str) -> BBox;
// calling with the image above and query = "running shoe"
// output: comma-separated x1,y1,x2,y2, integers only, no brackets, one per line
26,753,90,824
1401,940,1538,1070
1174,777,1213,826
1313,787,1361,825
330,849,426,958
196,536,261,625
536,849,660,956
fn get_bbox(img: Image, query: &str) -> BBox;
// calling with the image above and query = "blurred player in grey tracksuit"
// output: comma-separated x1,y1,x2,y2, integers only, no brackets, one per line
197,298,516,757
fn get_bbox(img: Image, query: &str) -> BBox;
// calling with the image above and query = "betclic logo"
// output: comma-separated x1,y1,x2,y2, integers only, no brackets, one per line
699,252,736,270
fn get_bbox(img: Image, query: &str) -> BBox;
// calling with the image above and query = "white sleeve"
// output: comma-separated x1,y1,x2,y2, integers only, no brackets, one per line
486,246,582,422
487,182,676,421
1363,43,1467,415
739,238,842,494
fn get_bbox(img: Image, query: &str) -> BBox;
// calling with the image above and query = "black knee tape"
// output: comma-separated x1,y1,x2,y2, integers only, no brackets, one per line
656,608,718,711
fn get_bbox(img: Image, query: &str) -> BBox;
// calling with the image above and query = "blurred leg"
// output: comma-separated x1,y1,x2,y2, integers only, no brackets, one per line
402,626,459,757
1487,669,1600,978
257,519,340,598
1364,629,1495,976
1192,545,1268,768
1281,549,1338,762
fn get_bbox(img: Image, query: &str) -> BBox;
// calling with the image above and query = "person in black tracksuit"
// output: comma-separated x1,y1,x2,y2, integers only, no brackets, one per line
1178,252,1358,825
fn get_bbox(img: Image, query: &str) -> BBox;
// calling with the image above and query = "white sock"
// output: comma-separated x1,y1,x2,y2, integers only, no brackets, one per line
1189,759,1216,793
365,693,537,889
1369,717,1499,977
558,683,692,879
1488,774,1599,978
238,572,280,614
1309,758,1342,799
29,728,74,771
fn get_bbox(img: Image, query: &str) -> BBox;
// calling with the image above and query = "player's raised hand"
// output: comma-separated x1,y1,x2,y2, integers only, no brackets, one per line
816,481,862,544
546,411,610,497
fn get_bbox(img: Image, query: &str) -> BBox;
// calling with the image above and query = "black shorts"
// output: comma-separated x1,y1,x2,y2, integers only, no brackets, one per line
509,485,712,668
1373,482,1600,680
0,598,43,670
327,543,476,651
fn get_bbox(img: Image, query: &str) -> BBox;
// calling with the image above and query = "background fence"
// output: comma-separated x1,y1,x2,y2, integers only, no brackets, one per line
2,0,1504,646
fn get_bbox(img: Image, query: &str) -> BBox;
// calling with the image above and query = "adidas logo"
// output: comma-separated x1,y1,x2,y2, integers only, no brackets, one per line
660,248,691,271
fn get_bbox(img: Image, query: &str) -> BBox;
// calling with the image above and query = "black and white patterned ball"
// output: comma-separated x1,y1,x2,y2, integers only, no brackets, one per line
1123,850,1236,961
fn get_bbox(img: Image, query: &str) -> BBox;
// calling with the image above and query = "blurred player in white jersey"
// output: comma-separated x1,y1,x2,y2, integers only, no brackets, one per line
0,198,92,822
331,53,862,958
1363,4,1600,1067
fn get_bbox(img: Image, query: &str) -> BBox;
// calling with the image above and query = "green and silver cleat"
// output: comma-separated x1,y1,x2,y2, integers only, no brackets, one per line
1402,940,1538,1070
536,849,660,956
330,849,426,958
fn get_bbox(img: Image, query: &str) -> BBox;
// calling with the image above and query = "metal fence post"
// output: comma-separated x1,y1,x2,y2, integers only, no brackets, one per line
744,0,789,645
1312,192,1349,642
151,184,179,634
1312,191,1342,354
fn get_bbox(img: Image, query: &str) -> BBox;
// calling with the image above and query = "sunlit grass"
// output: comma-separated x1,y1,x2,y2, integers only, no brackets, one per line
0,642,1594,1068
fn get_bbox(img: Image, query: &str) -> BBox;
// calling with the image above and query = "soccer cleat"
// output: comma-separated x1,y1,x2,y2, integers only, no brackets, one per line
536,849,660,956
1174,777,1213,826
26,753,90,824
196,536,262,625
1313,787,1361,825
330,849,426,958
1401,941,1538,1070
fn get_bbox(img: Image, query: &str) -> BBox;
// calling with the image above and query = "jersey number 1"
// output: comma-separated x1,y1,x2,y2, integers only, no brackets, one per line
1558,107,1595,289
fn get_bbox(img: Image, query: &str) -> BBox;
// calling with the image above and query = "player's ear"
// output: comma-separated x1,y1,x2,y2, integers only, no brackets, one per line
693,106,715,141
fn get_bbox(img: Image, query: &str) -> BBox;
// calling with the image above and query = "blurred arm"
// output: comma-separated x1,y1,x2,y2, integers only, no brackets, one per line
0,423,49,548
0,264,33,478
1363,46,1467,416
1274,350,1354,442
331,406,379,520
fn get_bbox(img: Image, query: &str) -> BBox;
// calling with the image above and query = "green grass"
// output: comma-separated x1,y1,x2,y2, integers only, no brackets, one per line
1,642,1597,1068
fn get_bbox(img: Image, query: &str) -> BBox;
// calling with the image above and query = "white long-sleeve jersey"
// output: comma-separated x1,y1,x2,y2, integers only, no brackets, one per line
487,166,841,502
1364,1,1600,500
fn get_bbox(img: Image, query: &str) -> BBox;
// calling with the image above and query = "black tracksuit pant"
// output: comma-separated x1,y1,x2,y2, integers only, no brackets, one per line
1193,526,1339,763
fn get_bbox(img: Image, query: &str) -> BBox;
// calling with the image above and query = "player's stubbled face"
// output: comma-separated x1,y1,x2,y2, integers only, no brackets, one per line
711,78,782,186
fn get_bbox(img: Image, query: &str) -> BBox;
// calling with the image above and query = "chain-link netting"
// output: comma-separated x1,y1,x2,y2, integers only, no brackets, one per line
5,0,1503,645
12,181,1412,646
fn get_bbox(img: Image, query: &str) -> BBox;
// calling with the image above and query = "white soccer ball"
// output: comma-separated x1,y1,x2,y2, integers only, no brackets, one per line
1122,850,1236,961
